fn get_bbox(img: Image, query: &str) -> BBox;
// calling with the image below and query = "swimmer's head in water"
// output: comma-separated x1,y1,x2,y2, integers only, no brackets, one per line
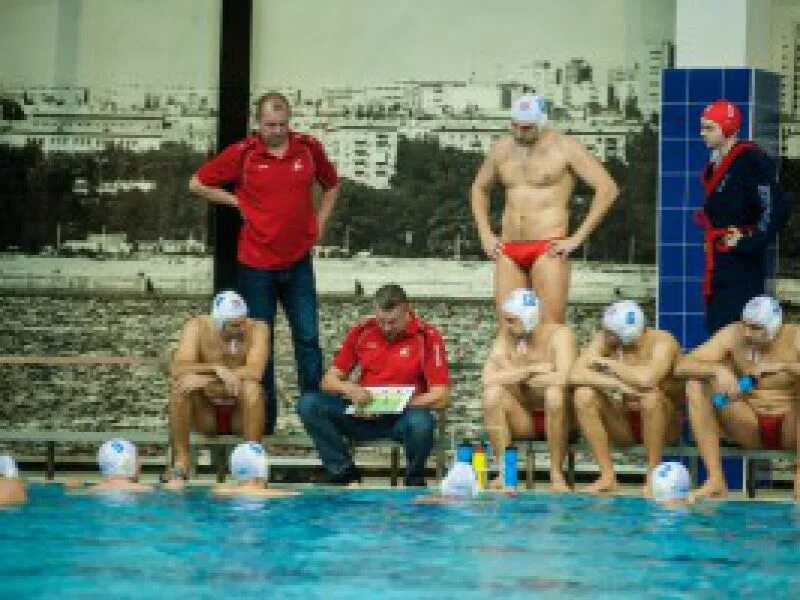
212,290,248,332
230,442,269,482
0,455,19,479
98,439,137,478
602,300,645,346
501,288,539,334
742,295,783,343
440,461,478,499
510,95,547,143
651,461,691,503
700,99,741,146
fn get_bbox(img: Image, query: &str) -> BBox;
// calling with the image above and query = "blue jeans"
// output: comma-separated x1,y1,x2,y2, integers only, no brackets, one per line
297,392,435,484
238,254,322,435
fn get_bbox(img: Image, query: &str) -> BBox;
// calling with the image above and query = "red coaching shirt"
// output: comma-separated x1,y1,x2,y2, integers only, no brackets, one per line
332,315,450,396
195,132,339,269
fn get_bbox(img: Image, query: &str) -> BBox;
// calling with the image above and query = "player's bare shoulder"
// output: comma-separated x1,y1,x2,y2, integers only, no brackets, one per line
550,127,581,149
246,317,269,337
546,128,583,158
650,327,679,348
778,322,800,353
490,135,516,161
178,314,206,340
533,128,573,167
539,127,567,146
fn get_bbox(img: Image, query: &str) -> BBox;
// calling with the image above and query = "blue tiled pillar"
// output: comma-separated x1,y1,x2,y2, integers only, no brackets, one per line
657,68,781,350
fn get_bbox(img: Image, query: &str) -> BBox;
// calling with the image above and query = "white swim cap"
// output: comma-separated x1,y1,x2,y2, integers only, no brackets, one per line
502,288,540,332
212,290,248,330
651,461,691,502
440,461,479,499
98,439,137,478
511,95,547,125
0,455,19,479
230,442,269,482
602,300,645,345
742,295,783,340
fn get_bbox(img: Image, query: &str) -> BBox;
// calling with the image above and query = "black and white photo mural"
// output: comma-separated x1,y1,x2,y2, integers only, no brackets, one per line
1,0,798,440
0,0,220,436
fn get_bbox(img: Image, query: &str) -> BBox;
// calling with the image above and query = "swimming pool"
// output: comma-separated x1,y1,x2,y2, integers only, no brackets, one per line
2,486,799,599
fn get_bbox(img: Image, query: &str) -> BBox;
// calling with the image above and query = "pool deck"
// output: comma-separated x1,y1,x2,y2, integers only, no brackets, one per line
21,473,796,502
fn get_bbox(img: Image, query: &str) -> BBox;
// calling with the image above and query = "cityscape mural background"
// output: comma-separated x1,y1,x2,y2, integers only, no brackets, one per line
0,0,798,445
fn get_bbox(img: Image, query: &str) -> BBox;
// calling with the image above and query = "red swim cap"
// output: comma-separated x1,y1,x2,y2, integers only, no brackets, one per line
702,100,742,137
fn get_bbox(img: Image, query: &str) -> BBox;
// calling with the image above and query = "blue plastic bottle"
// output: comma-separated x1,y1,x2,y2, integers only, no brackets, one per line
503,446,519,488
456,440,473,464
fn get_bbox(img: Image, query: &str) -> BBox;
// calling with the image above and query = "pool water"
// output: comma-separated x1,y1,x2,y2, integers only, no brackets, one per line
2,485,800,599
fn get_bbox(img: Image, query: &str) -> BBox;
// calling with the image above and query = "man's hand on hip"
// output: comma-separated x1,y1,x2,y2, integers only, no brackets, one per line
481,234,500,260
547,236,580,258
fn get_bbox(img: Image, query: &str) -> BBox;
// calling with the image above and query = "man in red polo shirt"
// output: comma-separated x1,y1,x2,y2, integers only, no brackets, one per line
189,92,340,434
297,284,450,486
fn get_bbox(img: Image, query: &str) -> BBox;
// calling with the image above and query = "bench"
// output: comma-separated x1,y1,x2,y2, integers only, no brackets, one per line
0,430,792,497
2,355,791,496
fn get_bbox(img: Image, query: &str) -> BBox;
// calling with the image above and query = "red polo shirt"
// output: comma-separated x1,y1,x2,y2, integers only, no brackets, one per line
332,315,450,396
195,132,339,269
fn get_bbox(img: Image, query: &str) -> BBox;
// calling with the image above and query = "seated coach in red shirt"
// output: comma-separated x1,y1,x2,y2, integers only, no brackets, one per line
298,284,450,486
189,92,340,435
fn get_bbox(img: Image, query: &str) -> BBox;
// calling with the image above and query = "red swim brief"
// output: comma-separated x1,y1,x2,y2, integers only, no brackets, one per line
627,409,643,444
532,408,545,440
757,413,785,451
215,403,236,435
499,240,555,270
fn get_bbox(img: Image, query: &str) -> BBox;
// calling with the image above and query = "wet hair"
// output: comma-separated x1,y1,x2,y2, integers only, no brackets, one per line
373,284,408,310
254,92,291,120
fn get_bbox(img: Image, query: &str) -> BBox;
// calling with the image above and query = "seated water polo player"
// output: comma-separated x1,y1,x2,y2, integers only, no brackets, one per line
213,442,298,499
167,290,269,484
675,295,800,500
0,455,27,506
470,94,618,323
482,288,575,492
570,301,682,495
